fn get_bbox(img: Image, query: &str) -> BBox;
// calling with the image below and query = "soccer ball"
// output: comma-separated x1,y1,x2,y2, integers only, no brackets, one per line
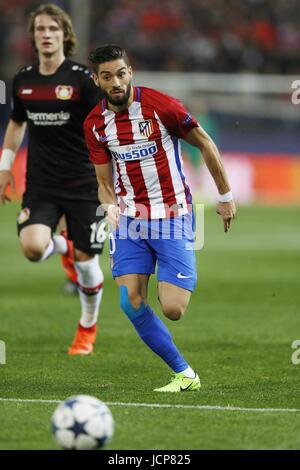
51,395,114,450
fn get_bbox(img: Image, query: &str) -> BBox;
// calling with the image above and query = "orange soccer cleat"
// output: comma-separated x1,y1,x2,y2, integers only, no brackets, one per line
60,230,77,283
68,323,97,355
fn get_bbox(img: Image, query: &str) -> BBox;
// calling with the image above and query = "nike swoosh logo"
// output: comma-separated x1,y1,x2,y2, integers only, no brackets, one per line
180,382,195,391
177,273,192,279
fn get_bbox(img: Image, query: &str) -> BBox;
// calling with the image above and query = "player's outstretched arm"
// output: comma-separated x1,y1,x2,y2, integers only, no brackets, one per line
0,119,27,204
185,125,236,232
94,162,119,228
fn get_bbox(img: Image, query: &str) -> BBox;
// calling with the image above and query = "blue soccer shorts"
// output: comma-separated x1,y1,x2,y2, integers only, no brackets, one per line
109,212,197,292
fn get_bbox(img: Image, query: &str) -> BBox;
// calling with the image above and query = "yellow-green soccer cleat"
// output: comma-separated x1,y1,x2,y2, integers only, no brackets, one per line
154,372,201,392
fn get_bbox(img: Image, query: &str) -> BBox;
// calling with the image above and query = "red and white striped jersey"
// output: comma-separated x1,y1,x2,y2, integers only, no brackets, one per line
84,87,199,218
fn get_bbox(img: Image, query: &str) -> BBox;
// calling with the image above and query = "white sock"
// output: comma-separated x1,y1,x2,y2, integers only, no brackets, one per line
39,239,56,261
181,366,196,378
53,234,68,254
39,235,68,262
75,255,104,328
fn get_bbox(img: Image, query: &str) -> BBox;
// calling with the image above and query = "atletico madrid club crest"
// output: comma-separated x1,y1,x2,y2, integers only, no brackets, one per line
139,120,153,137
55,85,74,100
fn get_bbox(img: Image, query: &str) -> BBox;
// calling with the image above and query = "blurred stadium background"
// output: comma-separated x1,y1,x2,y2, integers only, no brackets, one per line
1,0,300,205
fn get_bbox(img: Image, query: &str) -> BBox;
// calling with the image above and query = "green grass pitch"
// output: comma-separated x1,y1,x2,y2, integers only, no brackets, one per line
0,202,299,450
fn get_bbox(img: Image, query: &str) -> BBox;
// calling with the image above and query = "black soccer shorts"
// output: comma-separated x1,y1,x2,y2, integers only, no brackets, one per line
17,190,106,255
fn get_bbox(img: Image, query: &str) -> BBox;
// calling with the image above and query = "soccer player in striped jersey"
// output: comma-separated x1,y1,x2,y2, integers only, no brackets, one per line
84,44,236,392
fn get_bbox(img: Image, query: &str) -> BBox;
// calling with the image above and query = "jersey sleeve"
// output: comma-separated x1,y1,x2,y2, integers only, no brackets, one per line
10,74,28,122
84,117,111,165
158,95,199,139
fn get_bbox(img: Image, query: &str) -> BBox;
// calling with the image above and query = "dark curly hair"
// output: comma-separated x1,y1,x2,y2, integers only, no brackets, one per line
28,3,77,57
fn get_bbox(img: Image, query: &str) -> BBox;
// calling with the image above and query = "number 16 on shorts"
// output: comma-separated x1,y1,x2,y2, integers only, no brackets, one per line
90,221,108,249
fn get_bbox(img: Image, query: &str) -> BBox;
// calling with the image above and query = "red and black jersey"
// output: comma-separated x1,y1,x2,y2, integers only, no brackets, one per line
11,59,100,199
